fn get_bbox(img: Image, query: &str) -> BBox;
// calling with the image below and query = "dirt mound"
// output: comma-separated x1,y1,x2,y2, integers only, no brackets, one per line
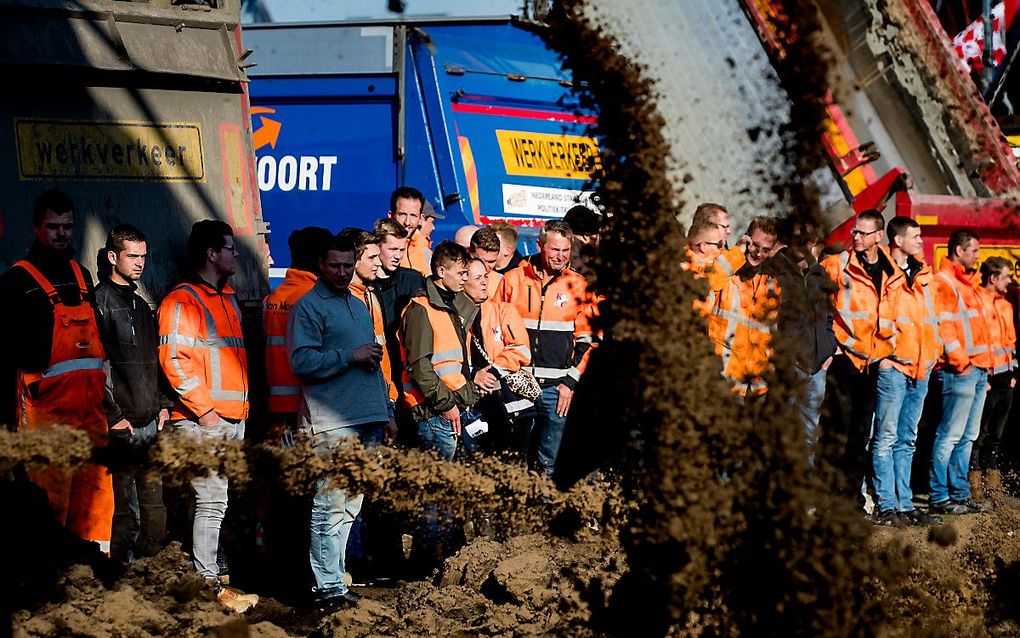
10,542,289,638
309,531,623,638
871,493,1020,637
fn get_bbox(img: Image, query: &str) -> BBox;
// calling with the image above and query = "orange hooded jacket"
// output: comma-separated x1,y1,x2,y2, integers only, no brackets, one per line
933,259,993,372
884,258,941,380
976,285,1017,375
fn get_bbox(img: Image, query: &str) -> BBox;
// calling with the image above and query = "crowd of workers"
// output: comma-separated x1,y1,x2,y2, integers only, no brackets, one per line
1,187,1015,615
686,203,1017,527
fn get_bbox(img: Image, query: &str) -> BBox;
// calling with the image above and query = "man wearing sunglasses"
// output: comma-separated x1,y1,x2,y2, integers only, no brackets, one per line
820,209,900,512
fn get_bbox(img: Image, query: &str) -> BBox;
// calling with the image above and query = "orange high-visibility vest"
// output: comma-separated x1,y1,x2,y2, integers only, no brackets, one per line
350,280,398,402
886,261,942,380
933,259,993,372
158,280,249,421
977,285,1017,375
400,296,468,409
15,260,113,544
263,268,316,413
708,269,780,396
821,248,901,371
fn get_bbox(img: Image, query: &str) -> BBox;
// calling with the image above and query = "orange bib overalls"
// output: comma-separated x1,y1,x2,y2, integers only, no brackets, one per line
15,260,113,545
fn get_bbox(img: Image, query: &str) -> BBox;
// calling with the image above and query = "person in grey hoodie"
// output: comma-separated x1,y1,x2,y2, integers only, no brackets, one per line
287,233,396,611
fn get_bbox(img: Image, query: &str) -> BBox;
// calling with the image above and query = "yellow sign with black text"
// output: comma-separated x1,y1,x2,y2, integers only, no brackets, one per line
933,243,1020,279
495,130,601,180
15,118,205,181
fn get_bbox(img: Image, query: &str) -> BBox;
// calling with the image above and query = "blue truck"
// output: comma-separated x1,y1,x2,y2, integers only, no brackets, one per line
243,17,600,284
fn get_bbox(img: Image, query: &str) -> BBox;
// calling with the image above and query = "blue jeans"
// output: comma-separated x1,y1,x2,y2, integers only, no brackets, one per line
309,423,380,599
929,368,989,503
793,367,826,467
417,414,458,461
871,367,929,512
175,418,245,581
529,385,569,479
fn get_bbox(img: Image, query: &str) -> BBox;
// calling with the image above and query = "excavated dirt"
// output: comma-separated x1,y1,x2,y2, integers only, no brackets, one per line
6,0,1020,637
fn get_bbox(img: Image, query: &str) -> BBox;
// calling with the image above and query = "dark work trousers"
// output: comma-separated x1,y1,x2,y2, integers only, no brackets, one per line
821,354,879,507
109,422,167,565
971,372,1015,471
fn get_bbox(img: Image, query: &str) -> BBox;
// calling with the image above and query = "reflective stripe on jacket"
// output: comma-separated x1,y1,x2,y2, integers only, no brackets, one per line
493,256,595,389
350,280,398,402
684,245,746,317
158,280,249,421
821,248,901,371
933,259,992,372
478,299,531,375
977,285,1017,375
886,259,941,380
263,268,316,413
708,267,780,396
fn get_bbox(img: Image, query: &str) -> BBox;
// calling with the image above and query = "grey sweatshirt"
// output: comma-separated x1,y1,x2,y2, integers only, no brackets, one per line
287,278,392,434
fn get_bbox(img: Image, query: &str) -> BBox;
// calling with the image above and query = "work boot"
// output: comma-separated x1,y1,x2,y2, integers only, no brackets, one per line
968,470,984,501
216,586,259,614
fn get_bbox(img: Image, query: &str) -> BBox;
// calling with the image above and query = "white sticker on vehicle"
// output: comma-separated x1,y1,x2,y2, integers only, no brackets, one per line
501,184,594,218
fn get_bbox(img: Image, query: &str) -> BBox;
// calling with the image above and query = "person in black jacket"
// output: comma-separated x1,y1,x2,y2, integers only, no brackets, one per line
771,217,837,465
94,224,169,565
372,219,426,386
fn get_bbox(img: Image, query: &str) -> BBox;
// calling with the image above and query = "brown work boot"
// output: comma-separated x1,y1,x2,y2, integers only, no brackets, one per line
985,468,1003,494
216,586,259,614
968,470,984,501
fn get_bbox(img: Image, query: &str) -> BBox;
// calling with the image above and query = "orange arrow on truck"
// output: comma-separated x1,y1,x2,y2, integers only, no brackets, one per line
251,107,282,150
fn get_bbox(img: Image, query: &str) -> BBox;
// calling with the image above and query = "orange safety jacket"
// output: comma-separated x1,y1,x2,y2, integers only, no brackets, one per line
263,268,317,413
884,258,942,380
708,266,780,396
14,260,113,543
158,279,249,422
821,247,901,371
933,259,993,372
684,245,746,317
350,280,398,402
400,296,469,410
494,256,595,389
477,298,531,374
977,285,1017,375
400,231,433,276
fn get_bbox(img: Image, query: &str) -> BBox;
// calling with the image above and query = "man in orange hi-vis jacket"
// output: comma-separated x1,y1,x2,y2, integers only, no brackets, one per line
707,216,781,397
971,256,1018,500
927,229,993,516
869,217,942,527
0,189,113,549
494,220,596,479
158,220,257,613
820,209,900,510
264,227,333,431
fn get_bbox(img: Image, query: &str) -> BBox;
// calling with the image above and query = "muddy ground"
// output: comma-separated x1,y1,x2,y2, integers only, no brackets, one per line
8,487,1020,638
